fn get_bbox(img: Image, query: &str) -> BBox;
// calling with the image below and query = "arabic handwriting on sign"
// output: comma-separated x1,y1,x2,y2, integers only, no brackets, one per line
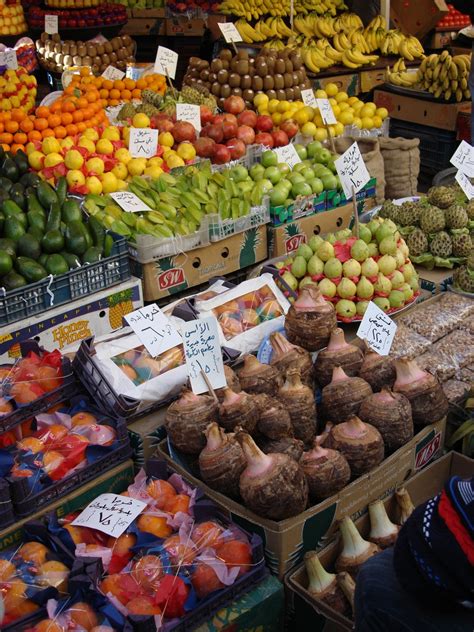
181,317,227,394
124,303,182,358
71,493,146,538
356,301,397,356
455,170,474,200
154,46,178,79
218,22,243,43
102,66,125,81
316,98,337,125
176,103,201,131
45,14,58,34
301,89,317,108
110,191,152,213
451,140,474,177
334,142,370,199
129,128,158,159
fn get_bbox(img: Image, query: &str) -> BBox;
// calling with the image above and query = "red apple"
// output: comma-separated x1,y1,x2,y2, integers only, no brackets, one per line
255,115,273,133
255,132,274,148
222,113,238,125
222,120,238,140
226,138,246,160
203,124,224,144
236,125,255,145
237,110,258,128
213,143,232,164
194,136,216,158
223,95,246,115
280,119,299,139
200,105,214,126
272,130,289,147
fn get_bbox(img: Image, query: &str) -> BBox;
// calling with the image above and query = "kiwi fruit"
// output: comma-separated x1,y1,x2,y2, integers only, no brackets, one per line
219,48,232,61
252,76,263,91
266,89,277,100
211,59,223,73
217,69,229,84
236,59,249,75
197,59,209,71
211,83,221,96
283,73,293,88
285,59,293,74
242,88,255,101
240,74,251,89
256,61,268,77
275,59,285,74
276,89,286,100
237,49,249,60
274,74,284,89
229,73,240,87
230,86,241,96
263,76,274,90
291,53,303,70
200,69,210,81
285,87,295,100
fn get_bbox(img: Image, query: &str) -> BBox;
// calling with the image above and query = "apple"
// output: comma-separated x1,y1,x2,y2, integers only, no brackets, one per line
272,130,289,147
222,120,238,140
213,143,231,164
255,115,273,133
224,95,246,115
280,119,298,139
237,110,258,128
236,125,255,145
203,124,224,144
226,138,246,160
255,132,274,147
194,136,215,158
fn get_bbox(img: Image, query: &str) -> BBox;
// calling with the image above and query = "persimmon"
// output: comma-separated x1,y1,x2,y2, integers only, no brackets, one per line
101,573,143,605
71,411,97,426
163,493,190,515
33,620,63,632
162,534,197,566
37,560,69,592
69,602,98,630
35,365,62,391
216,540,252,575
127,595,162,616
191,521,224,548
18,541,49,565
146,479,176,507
192,562,224,598
0,559,15,580
136,514,172,539
131,554,164,590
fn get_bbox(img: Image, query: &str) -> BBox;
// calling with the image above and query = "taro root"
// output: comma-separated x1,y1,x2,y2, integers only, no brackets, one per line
199,423,246,497
304,551,350,616
327,416,384,478
393,358,449,425
359,347,395,392
219,388,257,435
314,328,364,387
237,432,308,520
270,331,314,387
165,390,218,454
358,387,413,453
256,395,294,440
321,366,372,424
277,367,316,446
258,436,304,462
368,500,400,548
395,487,415,525
216,365,241,402
237,355,282,395
285,287,337,352
299,436,351,501
335,516,380,579
337,572,355,612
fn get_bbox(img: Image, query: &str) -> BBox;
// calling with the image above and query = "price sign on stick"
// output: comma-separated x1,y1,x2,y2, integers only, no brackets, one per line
274,143,302,169
316,98,337,125
356,301,397,356
4,50,17,70
334,142,370,199
129,128,159,159
301,89,317,108
182,317,227,395
154,46,178,79
45,15,58,34
455,170,474,199
102,66,125,81
125,304,182,357
218,22,243,43
110,191,152,213
72,494,146,537
176,103,201,131
450,140,474,177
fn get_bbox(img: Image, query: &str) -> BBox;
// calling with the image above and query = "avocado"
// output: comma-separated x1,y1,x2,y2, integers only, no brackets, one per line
45,254,69,276
1,270,26,290
41,229,64,254
27,192,46,218
20,172,41,189
60,251,81,269
27,226,44,241
4,217,25,241
56,177,67,206
9,183,26,211
15,257,47,283
61,198,82,223
45,201,61,232
0,177,12,194
65,221,88,256
27,211,46,233
1,157,18,182
0,250,13,276
37,181,58,208
17,234,41,260
38,253,49,267
0,238,16,259
13,149,28,176
82,246,103,264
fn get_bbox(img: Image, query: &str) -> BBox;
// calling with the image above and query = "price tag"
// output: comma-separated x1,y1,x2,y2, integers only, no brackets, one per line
129,128,159,159
110,191,152,213
4,50,17,70
316,98,337,125
334,141,370,199
102,66,125,81
301,88,317,108
72,494,146,537
455,170,474,200
356,301,397,356
274,143,302,169
176,103,201,131
124,304,182,357
45,14,58,34
154,46,178,79
182,317,227,395
218,22,243,43
450,140,474,177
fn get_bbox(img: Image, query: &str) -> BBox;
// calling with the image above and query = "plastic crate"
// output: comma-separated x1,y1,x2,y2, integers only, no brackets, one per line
0,232,130,326
211,143,264,173
208,200,270,242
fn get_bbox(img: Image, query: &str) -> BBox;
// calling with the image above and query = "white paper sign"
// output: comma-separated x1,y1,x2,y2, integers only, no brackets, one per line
129,128,159,159
176,103,201,131
72,494,146,537
154,46,178,79
317,98,337,125
45,15,58,34
124,303,182,357
4,50,17,70
182,317,227,395
301,88,317,108
110,191,152,213
450,140,474,177
218,22,243,43
455,170,474,200
356,301,397,356
274,143,302,169
334,142,370,199
102,65,125,81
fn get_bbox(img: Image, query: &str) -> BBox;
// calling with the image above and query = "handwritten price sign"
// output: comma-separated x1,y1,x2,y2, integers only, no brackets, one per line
45,15,58,34
125,303,182,358
4,50,17,70
218,22,243,43
182,317,227,394
455,170,474,200
176,103,201,131
450,140,474,177
110,191,152,213
129,128,159,159
154,46,178,79
72,494,146,537
334,141,370,199
356,301,397,356
274,143,302,169
316,98,337,125
102,66,125,81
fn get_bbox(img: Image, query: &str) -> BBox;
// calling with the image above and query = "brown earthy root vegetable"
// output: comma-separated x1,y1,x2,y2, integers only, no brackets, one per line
337,572,356,612
258,436,305,461
219,388,257,435
199,423,246,497
304,551,351,615
393,358,449,425
358,387,413,453
277,367,316,446
327,416,384,478
237,432,308,520
321,366,372,424
299,437,351,501
256,395,294,440
165,390,218,454
313,328,364,387
368,500,400,549
270,331,314,387
335,516,380,579
284,287,337,351
358,347,396,392
395,487,415,525
237,355,282,395
216,365,241,402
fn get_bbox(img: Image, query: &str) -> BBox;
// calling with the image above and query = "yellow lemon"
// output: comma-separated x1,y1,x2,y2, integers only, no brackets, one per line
361,116,374,129
353,116,362,129
144,165,163,178
360,104,376,118
372,115,383,128
315,89,328,98
268,99,280,114
147,156,163,167
334,122,344,136
166,154,185,169
338,102,350,112
86,157,105,175
329,98,338,107
127,158,147,176
293,108,310,126
43,153,63,168
66,170,85,187
114,148,132,164
115,179,128,191
352,100,364,113
314,127,328,141
339,110,354,126
64,149,84,170
254,93,269,108
78,137,96,153
301,121,317,137
41,137,61,155
277,100,290,114
258,107,269,115
158,132,174,148
122,127,130,147
28,151,44,170
347,96,359,106
331,104,341,117
112,162,128,180
325,82,339,97
83,129,99,141
177,142,196,160
281,111,295,122
335,91,349,103
272,112,282,125
376,107,389,120
95,139,114,155
100,171,118,194
86,176,102,195
101,126,121,141
313,113,324,127
132,113,150,128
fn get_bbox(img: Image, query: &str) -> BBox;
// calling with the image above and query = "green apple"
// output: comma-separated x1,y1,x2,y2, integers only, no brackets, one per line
294,144,307,160
277,162,290,174
321,174,338,190
306,140,323,158
231,165,248,182
270,186,288,206
292,181,312,197
309,177,324,195
301,167,315,181
264,166,282,184
261,150,278,168
249,163,265,181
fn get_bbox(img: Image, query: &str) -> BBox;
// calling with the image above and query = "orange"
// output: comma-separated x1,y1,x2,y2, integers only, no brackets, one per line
41,128,55,139
11,109,25,122
101,99,108,108
76,96,87,109
34,118,48,131
80,67,90,76
136,78,147,90
72,109,84,123
36,106,50,119
0,123,4,134
65,124,78,136
103,79,113,90
0,132,13,145
121,89,132,101
28,130,42,142
109,88,120,100
61,112,73,126
137,514,173,538
0,143,10,151
50,101,62,113
108,99,119,107
82,107,93,120
53,125,67,139
113,80,125,90
11,143,25,154
5,120,19,134
47,114,61,129
124,78,135,90
20,118,34,133
86,91,98,103
99,88,109,99
13,132,27,145
64,85,75,95
131,89,141,99
76,122,86,133
62,101,75,114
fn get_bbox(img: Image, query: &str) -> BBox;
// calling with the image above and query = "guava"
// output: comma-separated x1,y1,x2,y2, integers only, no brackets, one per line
379,236,398,256
291,255,307,279
356,301,370,316
361,257,379,277
318,278,337,297
307,254,324,276
390,270,405,289
356,276,374,299
281,271,298,291
342,259,362,278
378,255,397,276
389,290,405,308
309,235,324,253
297,243,314,262
350,239,369,262
337,278,357,299
335,299,357,319
324,257,343,279
317,241,335,262
374,273,392,295
373,297,391,312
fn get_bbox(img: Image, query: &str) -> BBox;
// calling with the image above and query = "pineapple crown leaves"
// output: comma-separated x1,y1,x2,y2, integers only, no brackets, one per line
107,289,133,308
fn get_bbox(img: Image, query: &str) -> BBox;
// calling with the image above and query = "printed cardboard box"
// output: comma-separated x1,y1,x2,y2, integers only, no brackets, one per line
270,192,326,227
391,0,448,38
416,266,453,296
156,417,446,579
313,73,359,96
128,408,167,470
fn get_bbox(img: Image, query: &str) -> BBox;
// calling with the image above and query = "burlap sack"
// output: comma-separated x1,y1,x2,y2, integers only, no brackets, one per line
379,137,420,199
334,137,385,204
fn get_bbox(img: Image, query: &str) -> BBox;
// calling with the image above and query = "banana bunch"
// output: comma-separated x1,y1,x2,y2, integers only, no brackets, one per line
333,12,364,33
364,15,388,53
219,0,289,19
385,59,420,87
294,0,347,16
294,13,337,38
236,16,292,42
301,43,337,73
418,51,471,101
235,19,266,42
380,30,424,60
263,38,287,50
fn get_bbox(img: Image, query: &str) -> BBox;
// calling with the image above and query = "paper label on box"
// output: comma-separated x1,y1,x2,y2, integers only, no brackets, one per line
450,140,474,177
356,301,397,356
124,304,182,357
154,46,178,79
301,89,317,108
182,317,227,395
4,50,17,70
129,128,159,159
176,103,201,131
72,494,146,537
218,22,243,43
274,143,301,168
45,15,58,34
102,66,125,81
316,98,337,125
455,170,474,200
335,141,370,199
110,191,152,213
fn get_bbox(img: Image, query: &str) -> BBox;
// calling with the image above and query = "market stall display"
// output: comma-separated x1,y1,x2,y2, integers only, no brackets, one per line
0,0,27,36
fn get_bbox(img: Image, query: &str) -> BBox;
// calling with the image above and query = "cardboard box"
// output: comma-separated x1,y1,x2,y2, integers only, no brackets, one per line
128,408,168,469
0,460,135,551
416,265,453,296
429,30,457,49
156,417,446,579
391,0,448,38
313,73,360,97
270,192,326,227
326,178,377,212
133,226,268,302
374,89,471,132
0,277,143,362
120,15,165,35
165,16,205,36
267,204,353,257
132,8,165,17
286,451,472,631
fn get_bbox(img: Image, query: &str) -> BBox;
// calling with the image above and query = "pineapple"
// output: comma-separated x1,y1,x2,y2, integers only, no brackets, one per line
420,205,446,233
429,231,452,258
108,289,134,329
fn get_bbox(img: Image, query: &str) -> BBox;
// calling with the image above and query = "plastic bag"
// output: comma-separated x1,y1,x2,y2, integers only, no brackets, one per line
442,379,470,404
389,324,431,359
397,295,472,342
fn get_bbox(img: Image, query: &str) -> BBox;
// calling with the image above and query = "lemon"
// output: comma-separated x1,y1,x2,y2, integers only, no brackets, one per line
78,137,96,153
86,157,105,175
101,126,121,141
166,154,185,169
127,158,147,176
376,107,389,120
254,93,269,108
66,170,85,187
352,100,364,113
277,100,290,114
132,113,151,128
325,83,339,97
334,122,344,136
314,127,328,141
95,139,114,155
327,125,336,137
339,110,354,126
64,149,84,170
83,129,99,142
313,113,324,127
294,108,310,126
360,104,376,118
177,142,196,160
347,96,359,106
353,117,362,129
41,137,61,155
122,127,130,147
331,104,341,117
100,172,118,194
272,112,282,125
281,111,295,122
372,115,383,128
258,107,269,115
144,165,163,178
335,91,349,103
115,179,128,191
315,89,327,98
301,121,317,137
338,102,350,112
147,156,163,167
86,176,102,195
112,163,128,180
158,132,174,148
268,99,280,114
43,153,63,168
28,151,44,171
114,148,132,164
361,117,374,129
329,98,338,107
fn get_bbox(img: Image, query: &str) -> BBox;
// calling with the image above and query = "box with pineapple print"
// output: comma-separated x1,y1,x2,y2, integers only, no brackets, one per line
269,191,326,227
0,277,143,363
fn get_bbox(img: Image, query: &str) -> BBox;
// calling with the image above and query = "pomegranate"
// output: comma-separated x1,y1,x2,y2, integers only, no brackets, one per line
212,143,231,164
280,119,298,139
224,95,246,114
194,136,216,158
237,110,257,128
172,121,196,143
222,120,238,140
200,105,214,125
236,125,256,145
222,113,238,125
255,115,273,133
226,138,246,160
255,132,274,147
272,130,289,147
204,124,224,144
